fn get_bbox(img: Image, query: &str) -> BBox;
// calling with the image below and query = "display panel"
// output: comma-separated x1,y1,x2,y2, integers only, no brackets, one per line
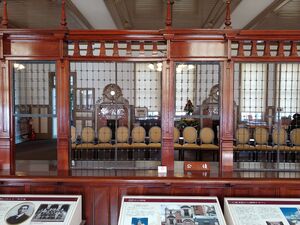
0,195,82,225
224,198,300,225
118,196,226,225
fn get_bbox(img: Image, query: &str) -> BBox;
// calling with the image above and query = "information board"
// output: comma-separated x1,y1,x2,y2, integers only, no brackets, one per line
118,196,227,225
225,198,300,225
0,194,82,225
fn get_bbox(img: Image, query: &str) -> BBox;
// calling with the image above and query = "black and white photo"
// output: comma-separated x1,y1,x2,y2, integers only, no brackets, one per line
32,203,70,222
5,202,35,225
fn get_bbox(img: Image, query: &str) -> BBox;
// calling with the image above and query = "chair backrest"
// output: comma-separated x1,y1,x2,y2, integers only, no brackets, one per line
71,126,76,143
81,127,95,143
116,126,129,143
272,127,287,145
98,126,112,143
149,126,161,143
183,126,197,144
174,127,180,143
131,126,146,143
254,127,269,145
290,128,300,146
199,127,215,144
236,127,250,144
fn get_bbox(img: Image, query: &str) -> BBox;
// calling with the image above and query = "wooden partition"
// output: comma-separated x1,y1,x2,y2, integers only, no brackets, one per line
1,2,300,225
0,175,299,225
1,28,300,172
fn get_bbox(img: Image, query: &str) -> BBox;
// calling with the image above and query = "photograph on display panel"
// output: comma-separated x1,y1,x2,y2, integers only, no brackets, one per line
31,204,70,222
161,204,220,225
280,208,300,225
5,202,35,225
118,196,226,225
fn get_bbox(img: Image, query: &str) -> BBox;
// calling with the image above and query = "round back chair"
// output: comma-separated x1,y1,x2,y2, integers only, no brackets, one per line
98,126,112,143
254,127,269,145
149,126,161,143
236,127,250,144
272,127,287,145
116,126,129,143
199,127,215,144
81,127,95,143
183,126,197,144
290,128,300,146
131,126,146,143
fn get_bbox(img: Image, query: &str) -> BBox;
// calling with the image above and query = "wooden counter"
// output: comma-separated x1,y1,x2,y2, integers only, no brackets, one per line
0,170,300,225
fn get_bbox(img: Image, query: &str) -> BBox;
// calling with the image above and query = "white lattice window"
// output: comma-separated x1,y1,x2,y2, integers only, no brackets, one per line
240,63,267,121
276,63,300,118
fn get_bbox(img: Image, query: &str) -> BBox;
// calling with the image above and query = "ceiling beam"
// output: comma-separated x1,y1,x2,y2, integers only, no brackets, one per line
229,0,276,29
205,0,241,29
71,0,116,29
66,0,94,29
104,0,132,29
243,0,289,29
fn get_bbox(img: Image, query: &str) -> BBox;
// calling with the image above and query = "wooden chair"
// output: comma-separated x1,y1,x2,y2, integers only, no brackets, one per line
96,126,113,149
254,127,272,161
182,127,198,148
290,128,300,162
173,127,182,149
234,127,255,161
130,126,147,160
76,127,96,160
114,126,130,148
76,127,96,149
147,126,161,160
272,127,290,162
130,126,147,148
148,126,161,148
199,127,219,161
181,126,199,160
71,126,76,149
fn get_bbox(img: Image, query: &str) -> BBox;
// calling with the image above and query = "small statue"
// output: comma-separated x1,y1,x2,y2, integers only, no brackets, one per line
184,99,194,115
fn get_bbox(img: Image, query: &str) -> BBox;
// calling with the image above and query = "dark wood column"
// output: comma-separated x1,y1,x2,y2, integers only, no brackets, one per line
220,60,234,172
0,59,13,171
161,59,175,171
56,59,70,171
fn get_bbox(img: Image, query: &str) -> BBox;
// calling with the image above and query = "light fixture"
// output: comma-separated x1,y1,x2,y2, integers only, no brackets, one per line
157,63,162,72
188,65,195,70
148,63,155,70
176,64,195,73
110,90,116,96
148,63,163,72
13,63,25,70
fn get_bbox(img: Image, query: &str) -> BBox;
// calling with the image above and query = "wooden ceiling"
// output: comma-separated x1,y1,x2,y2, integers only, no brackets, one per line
0,0,92,29
104,0,241,29
1,0,300,30
246,0,300,29
104,0,300,30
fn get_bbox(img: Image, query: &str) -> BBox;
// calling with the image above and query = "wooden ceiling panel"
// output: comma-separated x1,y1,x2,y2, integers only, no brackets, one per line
246,0,300,30
0,0,91,29
5,0,299,30
105,0,241,29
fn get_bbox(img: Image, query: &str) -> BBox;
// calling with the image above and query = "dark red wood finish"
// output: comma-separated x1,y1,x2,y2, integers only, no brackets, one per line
0,175,299,225
56,59,70,171
1,29,300,172
0,59,11,170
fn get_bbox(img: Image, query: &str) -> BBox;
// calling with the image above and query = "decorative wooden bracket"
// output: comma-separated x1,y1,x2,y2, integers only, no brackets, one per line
60,0,67,29
165,0,174,29
224,0,232,29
